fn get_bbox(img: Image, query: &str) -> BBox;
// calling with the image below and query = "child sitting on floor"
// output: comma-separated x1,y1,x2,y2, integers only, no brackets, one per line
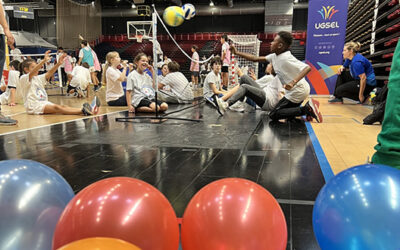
203,56,239,115
158,61,194,104
126,53,168,113
19,51,100,115
0,60,20,106
68,62,91,98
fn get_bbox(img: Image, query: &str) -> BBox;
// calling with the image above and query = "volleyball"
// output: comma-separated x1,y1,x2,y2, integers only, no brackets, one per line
163,6,185,27
182,3,196,20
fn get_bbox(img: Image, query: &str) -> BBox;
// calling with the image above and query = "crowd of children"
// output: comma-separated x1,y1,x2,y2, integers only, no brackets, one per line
1,31,325,126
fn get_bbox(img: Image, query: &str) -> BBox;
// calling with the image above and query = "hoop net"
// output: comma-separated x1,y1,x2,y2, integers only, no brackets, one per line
228,35,261,87
136,34,143,43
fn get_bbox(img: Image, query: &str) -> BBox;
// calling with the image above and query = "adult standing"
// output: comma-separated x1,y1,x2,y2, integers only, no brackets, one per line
329,41,376,104
0,1,17,125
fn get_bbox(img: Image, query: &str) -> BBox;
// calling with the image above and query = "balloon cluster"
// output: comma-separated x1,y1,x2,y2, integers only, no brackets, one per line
4,159,397,249
0,160,287,250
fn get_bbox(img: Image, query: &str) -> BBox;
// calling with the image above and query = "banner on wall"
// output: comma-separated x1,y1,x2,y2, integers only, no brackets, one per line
305,0,349,94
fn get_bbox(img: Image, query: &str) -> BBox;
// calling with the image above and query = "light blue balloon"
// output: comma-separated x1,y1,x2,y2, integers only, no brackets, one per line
313,164,400,250
0,159,74,250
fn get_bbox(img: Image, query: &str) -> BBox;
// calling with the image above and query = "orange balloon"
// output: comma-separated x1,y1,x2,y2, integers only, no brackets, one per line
52,177,179,250
57,237,141,250
181,178,287,250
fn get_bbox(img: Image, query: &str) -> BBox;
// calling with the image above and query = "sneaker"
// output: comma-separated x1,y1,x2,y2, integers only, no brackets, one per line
82,103,93,116
205,96,217,108
306,98,323,123
76,87,86,98
93,85,99,92
216,97,228,112
212,95,224,116
229,101,245,112
0,114,17,126
90,96,101,115
328,97,343,104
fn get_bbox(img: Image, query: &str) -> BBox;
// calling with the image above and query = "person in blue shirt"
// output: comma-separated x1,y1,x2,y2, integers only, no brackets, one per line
329,41,376,104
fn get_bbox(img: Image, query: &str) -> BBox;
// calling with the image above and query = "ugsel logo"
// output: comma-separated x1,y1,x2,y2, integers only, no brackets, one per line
315,6,339,29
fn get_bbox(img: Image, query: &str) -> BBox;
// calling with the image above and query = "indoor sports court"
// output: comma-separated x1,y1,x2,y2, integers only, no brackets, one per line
0,0,399,249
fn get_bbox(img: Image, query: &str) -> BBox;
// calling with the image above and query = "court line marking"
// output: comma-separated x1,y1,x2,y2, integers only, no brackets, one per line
277,199,315,206
0,110,127,137
305,122,334,182
352,117,361,124
8,111,27,117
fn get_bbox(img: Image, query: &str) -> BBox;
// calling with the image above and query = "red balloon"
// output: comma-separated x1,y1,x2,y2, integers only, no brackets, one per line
181,178,287,250
52,177,179,250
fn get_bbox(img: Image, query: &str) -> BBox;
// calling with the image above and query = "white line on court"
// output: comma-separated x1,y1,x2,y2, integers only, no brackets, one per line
0,109,127,136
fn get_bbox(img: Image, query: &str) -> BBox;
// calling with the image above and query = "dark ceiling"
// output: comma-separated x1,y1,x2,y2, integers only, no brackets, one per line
101,0,308,9
4,0,308,10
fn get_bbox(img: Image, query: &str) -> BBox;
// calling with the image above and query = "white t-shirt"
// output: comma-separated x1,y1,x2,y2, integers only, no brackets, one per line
126,70,155,107
106,67,124,102
161,72,193,101
265,51,310,103
20,74,48,109
203,70,221,98
190,52,199,72
45,61,54,71
256,74,284,111
222,42,231,66
70,65,91,88
0,70,19,104
10,48,23,62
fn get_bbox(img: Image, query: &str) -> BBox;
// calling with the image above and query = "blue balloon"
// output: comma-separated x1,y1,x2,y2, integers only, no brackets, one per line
313,164,400,249
0,159,74,250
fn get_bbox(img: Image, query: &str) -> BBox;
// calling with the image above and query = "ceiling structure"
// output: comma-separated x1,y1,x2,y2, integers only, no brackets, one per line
3,0,308,10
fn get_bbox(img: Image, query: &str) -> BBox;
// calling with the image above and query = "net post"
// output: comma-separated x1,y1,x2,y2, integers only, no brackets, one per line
152,9,159,117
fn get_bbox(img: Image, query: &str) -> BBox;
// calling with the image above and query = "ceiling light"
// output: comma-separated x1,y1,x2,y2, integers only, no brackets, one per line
209,1,214,7
131,3,136,8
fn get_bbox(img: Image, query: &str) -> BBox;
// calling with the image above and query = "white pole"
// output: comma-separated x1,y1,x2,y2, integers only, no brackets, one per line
56,53,63,94
152,9,159,116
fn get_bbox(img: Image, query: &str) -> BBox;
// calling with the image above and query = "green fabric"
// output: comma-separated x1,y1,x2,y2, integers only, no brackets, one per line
372,41,400,169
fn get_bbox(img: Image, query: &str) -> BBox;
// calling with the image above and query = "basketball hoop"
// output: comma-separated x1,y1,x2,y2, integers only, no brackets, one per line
136,34,143,43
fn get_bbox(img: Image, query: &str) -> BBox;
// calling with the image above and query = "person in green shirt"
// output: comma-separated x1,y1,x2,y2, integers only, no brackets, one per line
372,41,400,169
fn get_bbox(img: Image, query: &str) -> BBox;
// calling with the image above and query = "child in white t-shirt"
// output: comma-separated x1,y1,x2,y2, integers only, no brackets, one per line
230,31,323,123
19,51,100,115
68,62,91,98
158,64,169,86
126,53,168,113
103,51,128,107
190,45,200,86
203,56,239,115
216,64,284,112
220,34,231,89
158,61,193,103
0,60,20,106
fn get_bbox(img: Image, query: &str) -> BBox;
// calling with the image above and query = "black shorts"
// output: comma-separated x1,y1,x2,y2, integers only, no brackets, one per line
137,98,163,108
221,66,229,73
191,71,199,77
